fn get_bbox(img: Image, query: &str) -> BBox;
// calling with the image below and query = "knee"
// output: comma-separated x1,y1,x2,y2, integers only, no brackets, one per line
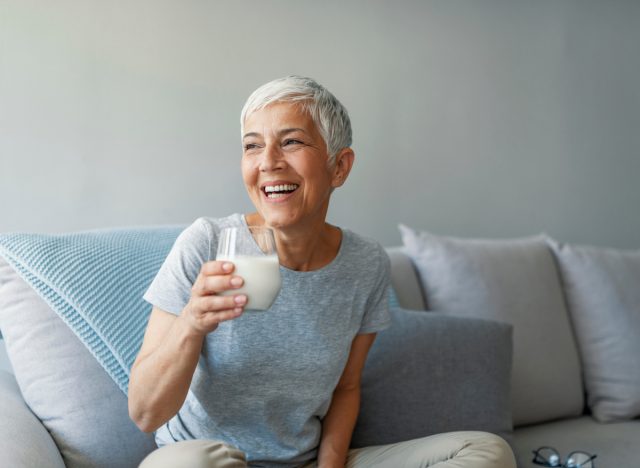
139,440,247,468
409,431,515,468
462,432,517,468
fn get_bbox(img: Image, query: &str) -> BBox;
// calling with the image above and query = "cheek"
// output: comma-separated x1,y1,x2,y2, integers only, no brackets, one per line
240,160,255,184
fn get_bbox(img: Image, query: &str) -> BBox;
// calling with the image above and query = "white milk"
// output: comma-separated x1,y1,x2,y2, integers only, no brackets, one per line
217,255,281,310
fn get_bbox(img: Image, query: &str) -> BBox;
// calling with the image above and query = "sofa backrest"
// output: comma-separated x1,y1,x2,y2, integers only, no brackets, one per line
386,247,427,310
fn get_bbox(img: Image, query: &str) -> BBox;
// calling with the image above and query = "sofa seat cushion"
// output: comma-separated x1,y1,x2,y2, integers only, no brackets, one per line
399,224,584,427
352,308,514,448
512,416,640,468
549,240,640,422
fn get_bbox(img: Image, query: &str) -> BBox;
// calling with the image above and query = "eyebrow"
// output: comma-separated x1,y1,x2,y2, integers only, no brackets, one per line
242,128,307,140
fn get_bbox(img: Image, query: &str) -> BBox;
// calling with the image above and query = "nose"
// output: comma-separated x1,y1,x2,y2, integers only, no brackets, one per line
259,143,284,172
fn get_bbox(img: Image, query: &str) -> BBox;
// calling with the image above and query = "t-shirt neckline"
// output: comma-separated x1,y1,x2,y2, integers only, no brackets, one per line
239,213,347,275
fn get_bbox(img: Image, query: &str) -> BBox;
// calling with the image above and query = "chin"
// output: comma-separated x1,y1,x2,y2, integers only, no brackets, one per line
262,217,295,230
259,211,300,230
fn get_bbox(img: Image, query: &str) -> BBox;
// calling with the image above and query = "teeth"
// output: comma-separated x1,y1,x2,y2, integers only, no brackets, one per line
264,184,298,193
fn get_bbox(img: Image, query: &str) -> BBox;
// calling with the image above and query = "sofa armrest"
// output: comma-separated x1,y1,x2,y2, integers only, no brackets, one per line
0,370,65,468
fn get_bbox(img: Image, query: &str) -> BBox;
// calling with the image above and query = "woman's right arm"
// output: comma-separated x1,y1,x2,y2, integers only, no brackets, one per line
128,260,246,433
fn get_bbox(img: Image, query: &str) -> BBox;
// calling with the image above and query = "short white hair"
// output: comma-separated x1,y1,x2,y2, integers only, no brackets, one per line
241,75,352,164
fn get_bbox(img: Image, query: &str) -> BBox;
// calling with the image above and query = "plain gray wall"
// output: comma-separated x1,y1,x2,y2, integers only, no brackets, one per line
1,0,639,248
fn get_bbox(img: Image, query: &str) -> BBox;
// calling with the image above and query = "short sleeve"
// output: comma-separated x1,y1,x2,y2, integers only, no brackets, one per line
358,248,392,335
143,217,212,315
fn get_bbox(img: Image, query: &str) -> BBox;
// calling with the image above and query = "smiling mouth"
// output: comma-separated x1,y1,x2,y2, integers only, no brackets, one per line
262,184,299,199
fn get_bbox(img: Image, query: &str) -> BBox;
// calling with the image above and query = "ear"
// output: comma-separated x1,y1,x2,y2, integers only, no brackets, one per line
331,147,355,188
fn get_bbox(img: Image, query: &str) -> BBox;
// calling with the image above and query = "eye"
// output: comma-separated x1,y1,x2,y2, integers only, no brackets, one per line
243,143,260,151
284,139,303,146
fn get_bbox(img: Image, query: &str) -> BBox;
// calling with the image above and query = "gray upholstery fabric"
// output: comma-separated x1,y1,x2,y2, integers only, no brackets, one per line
0,370,65,468
386,247,427,310
0,339,12,373
399,225,584,426
549,240,640,422
512,416,640,468
351,308,514,448
0,257,157,468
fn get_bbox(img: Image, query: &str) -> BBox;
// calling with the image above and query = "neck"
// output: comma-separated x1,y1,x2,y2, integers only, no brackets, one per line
244,213,341,271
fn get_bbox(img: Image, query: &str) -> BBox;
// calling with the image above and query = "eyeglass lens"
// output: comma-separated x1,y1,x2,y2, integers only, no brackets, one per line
566,452,594,468
534,448,595,468
536,447,561,466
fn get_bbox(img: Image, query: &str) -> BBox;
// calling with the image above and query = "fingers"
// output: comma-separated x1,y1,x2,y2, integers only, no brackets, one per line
192,261,244,296
201,260,234,276
184,261,248,334
190,293,247,314
208,307,244,323
185,294,246,335
195,307,243,334
192,274,244,296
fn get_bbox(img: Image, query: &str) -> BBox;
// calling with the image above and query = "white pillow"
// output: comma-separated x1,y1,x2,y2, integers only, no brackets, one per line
548,239,640,422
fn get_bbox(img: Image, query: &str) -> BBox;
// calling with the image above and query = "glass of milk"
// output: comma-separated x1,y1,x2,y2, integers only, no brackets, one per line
216,226,282,311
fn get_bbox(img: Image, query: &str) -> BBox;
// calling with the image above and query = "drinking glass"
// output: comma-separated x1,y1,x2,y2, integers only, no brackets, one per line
216,226,282,311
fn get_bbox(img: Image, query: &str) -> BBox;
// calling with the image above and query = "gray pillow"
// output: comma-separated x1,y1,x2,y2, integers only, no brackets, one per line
352,308,514,448
399,224,584,427
0,258,157,468
548,239,640,422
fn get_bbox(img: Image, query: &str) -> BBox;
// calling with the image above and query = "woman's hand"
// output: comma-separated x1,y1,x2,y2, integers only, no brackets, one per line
181,260,247,335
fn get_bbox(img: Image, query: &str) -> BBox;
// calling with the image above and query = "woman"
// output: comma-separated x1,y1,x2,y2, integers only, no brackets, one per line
128,76,516,468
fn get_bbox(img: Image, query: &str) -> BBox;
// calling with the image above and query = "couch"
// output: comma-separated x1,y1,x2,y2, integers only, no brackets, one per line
0,224,638,467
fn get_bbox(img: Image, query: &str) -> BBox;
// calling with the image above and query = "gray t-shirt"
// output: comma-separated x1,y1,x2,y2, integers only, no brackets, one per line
143,214,391,467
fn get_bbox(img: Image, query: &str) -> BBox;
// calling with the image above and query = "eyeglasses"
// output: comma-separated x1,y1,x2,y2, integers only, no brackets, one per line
532,447,597,468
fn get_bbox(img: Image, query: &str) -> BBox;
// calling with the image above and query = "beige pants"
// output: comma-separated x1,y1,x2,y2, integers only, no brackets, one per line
139,431,517,468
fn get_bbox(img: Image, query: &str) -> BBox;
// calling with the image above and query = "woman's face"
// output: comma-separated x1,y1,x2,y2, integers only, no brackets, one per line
241,102,346,230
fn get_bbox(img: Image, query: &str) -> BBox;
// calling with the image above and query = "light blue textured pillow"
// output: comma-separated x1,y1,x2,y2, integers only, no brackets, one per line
0,226,184,393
